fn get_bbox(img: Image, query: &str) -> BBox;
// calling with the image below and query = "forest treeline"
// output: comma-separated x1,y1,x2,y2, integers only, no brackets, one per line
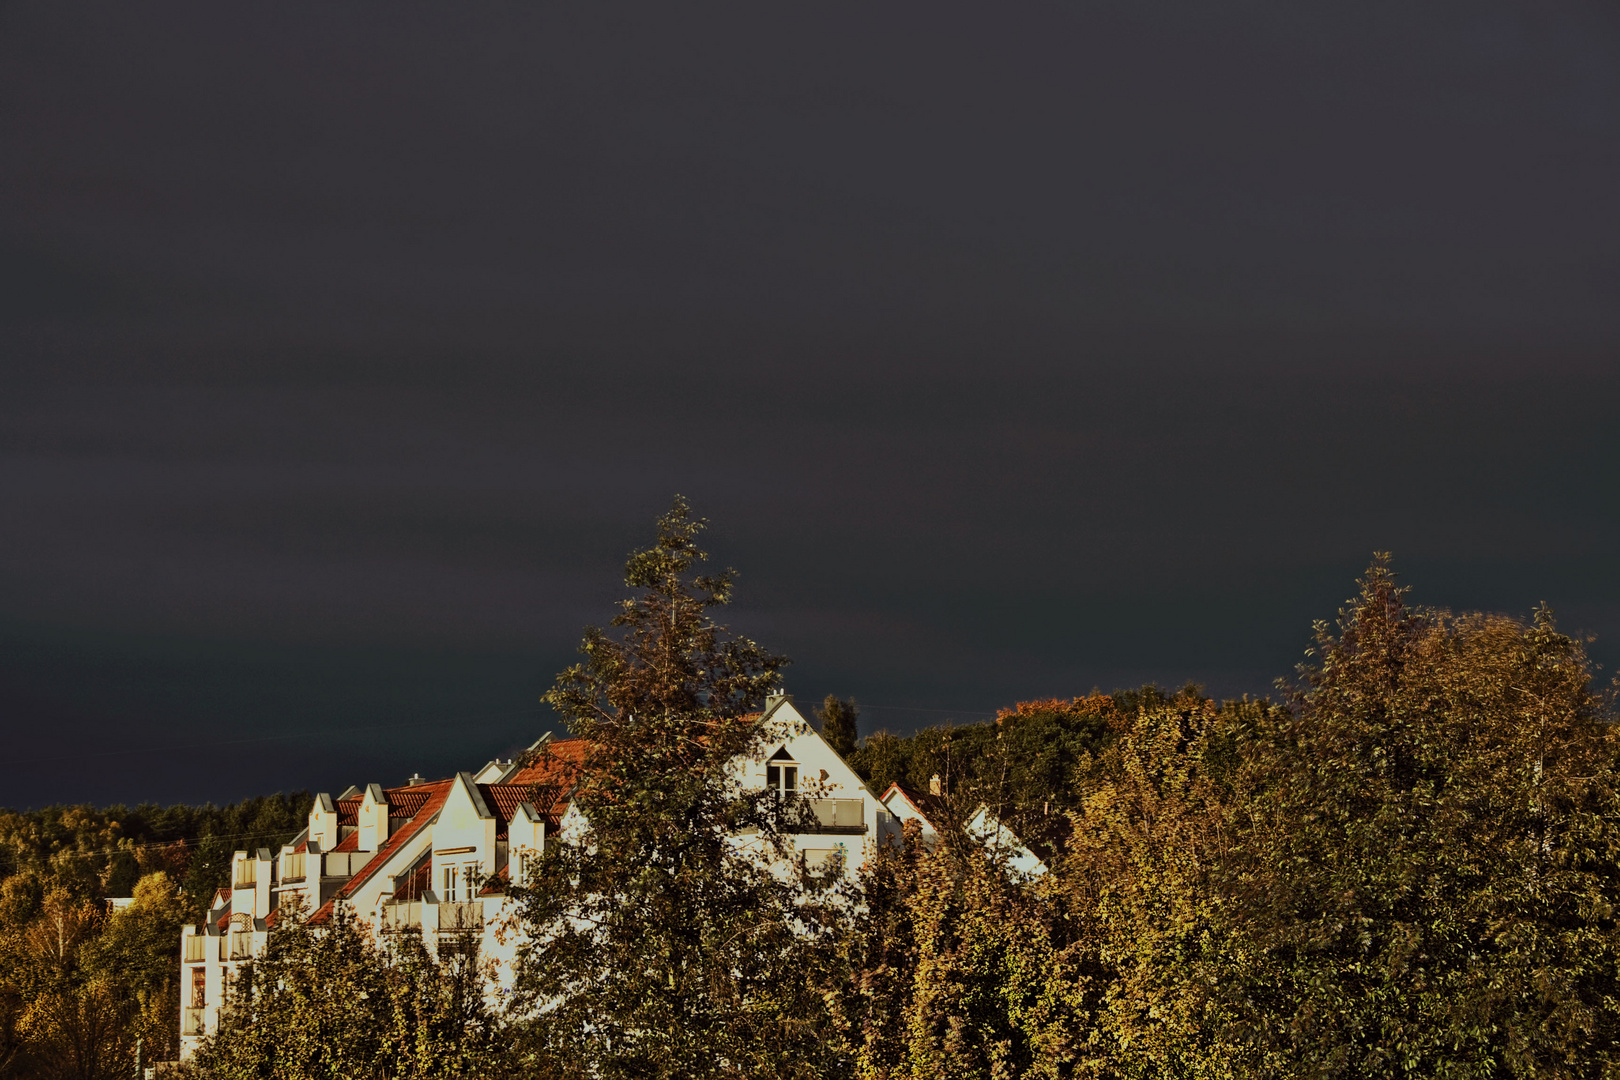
6,506,1620,1079
0,795,310,1077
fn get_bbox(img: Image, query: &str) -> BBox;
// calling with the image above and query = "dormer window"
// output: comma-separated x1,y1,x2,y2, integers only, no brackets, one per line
766,746,797,794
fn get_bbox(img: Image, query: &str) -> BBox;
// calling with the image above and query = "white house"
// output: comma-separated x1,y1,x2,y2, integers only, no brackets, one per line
178,695,897,1058
880,779,1051,878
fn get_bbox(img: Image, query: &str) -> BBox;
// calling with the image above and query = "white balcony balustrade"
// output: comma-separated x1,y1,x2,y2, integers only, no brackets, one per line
321,851,374,878
804,798,865,833
382,901,423,933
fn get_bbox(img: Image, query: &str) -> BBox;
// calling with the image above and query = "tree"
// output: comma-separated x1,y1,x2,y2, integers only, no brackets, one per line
181,836,232,922
82,873,191,1065
1215,557,1620,1077
816,695,860,759
1045,689,1256,1079
844,695,1123,845
830,823,1075,1080
191,901,507,1080
4,887,139,1080
508,496,846,1080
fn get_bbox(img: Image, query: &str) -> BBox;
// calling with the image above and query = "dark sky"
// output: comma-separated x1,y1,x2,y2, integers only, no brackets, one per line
3,0,1619,809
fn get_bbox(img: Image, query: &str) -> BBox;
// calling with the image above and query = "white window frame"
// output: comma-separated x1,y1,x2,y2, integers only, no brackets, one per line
767,761,798,794
441,863,460,903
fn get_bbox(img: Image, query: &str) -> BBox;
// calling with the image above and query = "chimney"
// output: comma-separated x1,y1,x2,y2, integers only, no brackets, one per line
407,773,425,786
929,774,942,797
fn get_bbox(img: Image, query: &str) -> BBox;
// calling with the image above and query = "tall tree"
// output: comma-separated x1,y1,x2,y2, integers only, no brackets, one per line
815,695,860,758
509,496,845,1080
1216,558,1620,1077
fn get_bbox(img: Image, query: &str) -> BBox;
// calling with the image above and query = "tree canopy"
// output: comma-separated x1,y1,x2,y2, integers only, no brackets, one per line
509,496,843,1080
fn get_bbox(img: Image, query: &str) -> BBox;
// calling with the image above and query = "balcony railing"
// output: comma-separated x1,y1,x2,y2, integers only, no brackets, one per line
281,852,305,882
182,1008,206,1037
802,798,865,833
438,900,484,930
227,932,254,960
183,936,208,962
382,901,423,933
321,851,374,878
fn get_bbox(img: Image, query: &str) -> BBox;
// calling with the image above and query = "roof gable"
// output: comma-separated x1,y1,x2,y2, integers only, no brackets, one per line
751,699,880,800
309,777,454,924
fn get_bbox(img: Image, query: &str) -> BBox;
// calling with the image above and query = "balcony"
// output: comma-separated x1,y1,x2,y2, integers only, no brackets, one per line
182,1008,205,1037
801,798,865,834
183,936,208,962
227,933,254,961
438,900,484,930
321,851,374,879
382,901,423,933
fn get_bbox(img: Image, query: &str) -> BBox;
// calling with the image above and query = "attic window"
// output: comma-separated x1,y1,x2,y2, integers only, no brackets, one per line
766,747,797,794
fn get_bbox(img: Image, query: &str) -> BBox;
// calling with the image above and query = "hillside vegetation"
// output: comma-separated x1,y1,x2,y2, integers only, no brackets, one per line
0,795,310,1077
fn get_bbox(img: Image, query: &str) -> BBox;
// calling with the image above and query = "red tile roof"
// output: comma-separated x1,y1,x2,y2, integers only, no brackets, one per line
480,779,575,836
309,777,454,925
482,783,529,824
394,853,431,902
305,739,597,923
501,737,589,786
384,787,433,818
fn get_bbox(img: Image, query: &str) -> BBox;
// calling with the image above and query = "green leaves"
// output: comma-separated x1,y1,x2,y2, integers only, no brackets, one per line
817,696,861,760
510,497,839,1080
1217,560,1620,1078
836,560,1620,1080
193,903,507,1080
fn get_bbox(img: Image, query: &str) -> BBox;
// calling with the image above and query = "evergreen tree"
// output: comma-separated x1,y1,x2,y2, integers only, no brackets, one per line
815,695,860,758
508,496,847,1080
